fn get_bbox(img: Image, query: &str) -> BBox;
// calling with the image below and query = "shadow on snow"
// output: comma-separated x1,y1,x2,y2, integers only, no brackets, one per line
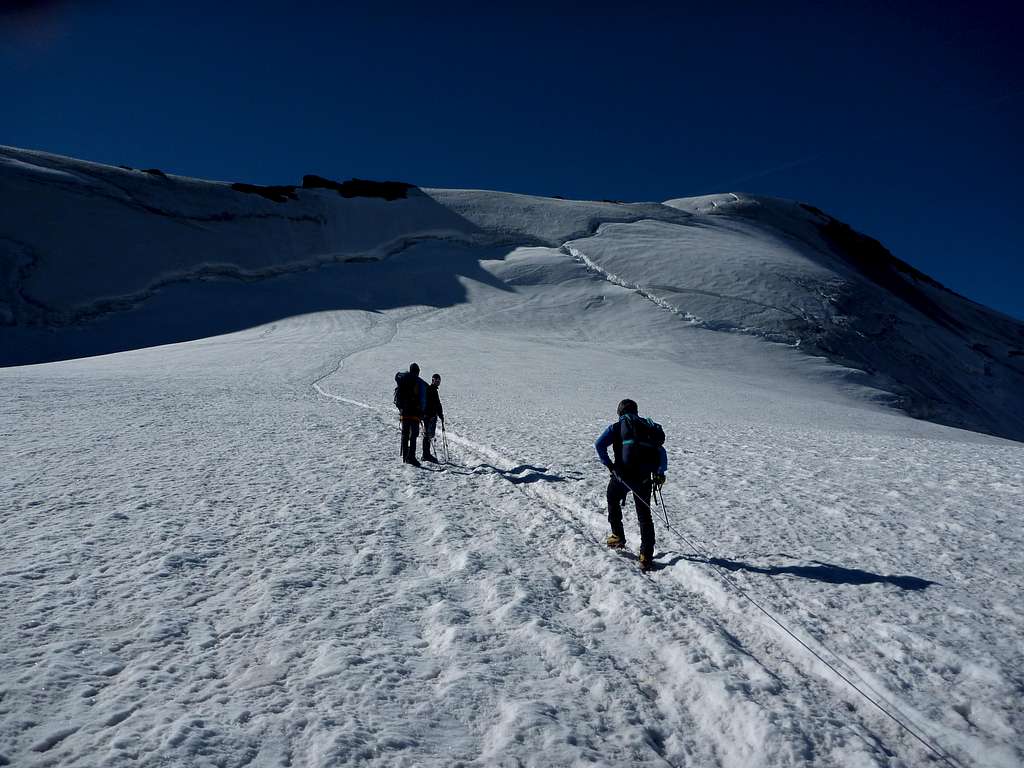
659,553,937,590
1,189,520,366
439,461,570,484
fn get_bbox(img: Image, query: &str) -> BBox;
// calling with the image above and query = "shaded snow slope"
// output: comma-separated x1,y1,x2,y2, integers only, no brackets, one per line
2,145,1022,443
0,146,681,326
3,248,1022,767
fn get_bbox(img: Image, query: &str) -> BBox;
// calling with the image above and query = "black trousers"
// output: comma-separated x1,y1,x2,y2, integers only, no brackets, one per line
607,473,655,559
421,416,438,456
400,417,420,461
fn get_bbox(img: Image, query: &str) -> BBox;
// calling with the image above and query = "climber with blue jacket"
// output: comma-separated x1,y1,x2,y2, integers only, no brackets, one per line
594,398,667,572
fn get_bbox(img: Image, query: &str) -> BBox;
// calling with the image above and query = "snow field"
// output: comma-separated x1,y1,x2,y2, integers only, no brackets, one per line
2,224,1022,766
317,315,1015,765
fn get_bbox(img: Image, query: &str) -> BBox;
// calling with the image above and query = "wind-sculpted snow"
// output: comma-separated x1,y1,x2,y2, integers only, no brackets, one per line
2,301,1022,767
4,146,1023,767
1,144,1022,441
0,146,481,315
0,147,680,322
0,147,690,367
570,195,1024,441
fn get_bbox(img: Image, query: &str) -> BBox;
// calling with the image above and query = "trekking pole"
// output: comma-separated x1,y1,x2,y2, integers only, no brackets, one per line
441,420,450,464
655,485,670,528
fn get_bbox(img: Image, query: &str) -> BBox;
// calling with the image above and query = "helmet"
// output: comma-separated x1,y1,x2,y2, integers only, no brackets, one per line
617,398,638,416
409,363,420,374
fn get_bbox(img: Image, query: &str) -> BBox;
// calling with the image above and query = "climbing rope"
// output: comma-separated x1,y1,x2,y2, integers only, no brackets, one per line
613,472,965,768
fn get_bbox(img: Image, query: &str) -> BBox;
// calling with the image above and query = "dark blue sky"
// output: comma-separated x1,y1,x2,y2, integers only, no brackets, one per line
3,1,1021,319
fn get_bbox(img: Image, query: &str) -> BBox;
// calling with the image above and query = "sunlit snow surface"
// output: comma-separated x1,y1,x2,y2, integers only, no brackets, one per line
2,149,1023,766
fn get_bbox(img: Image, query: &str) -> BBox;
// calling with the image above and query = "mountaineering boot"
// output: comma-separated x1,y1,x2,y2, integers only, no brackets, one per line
406,455,421,467
606,533,625,550
422,452,439,463
638,553,653,573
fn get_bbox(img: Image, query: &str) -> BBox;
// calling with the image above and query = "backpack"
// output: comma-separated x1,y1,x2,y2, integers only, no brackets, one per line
393,371,421,415
619,413,665,473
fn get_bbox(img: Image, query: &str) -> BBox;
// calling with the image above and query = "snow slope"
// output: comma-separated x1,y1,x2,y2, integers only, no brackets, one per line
3,145,1023,440
2,147,1023,767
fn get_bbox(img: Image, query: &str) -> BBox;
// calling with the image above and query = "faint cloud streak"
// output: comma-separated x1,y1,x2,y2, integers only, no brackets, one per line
710,155,820,191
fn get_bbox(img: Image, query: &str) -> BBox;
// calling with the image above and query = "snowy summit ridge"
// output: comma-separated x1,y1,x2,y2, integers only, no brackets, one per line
2,145,1021,441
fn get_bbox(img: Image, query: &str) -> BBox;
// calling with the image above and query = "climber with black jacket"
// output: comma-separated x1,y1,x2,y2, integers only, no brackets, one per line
421,373,444,462
394,363,428,466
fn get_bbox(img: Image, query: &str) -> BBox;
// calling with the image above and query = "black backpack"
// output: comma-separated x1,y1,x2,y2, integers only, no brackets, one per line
619,413,665,473
393,372,421,415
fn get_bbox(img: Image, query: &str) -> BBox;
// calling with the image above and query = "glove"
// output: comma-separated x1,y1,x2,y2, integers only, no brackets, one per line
653,473,665,489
